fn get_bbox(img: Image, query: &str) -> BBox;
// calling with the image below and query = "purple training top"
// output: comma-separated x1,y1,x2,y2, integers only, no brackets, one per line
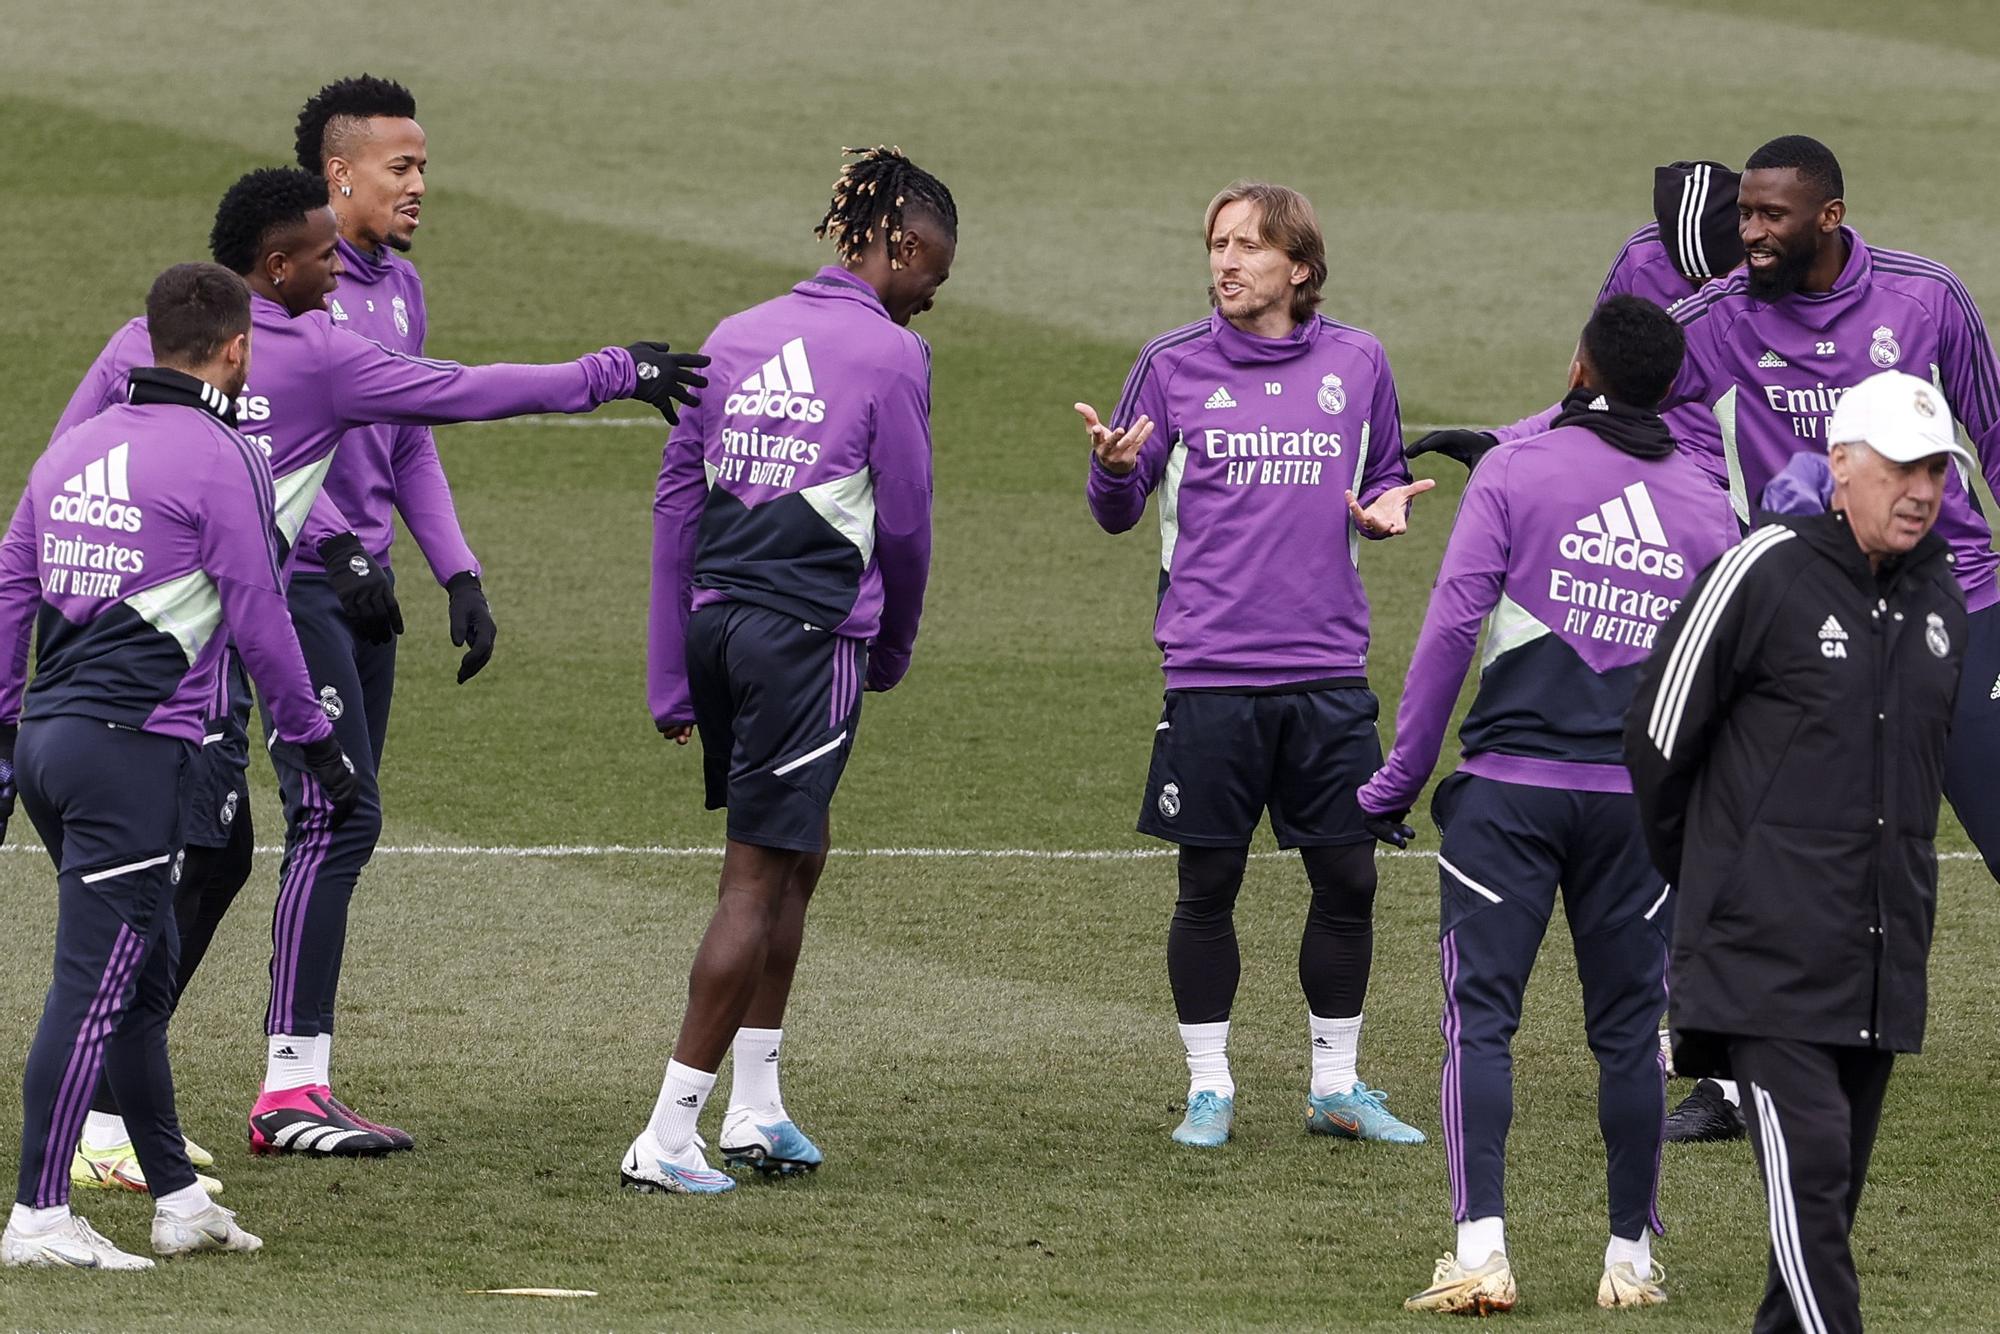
289,237,480,580
649,267,934,726
1494,223,1728,484
1089,310,1412,689
51,293,634,566
0,370,333,745
1666,228,2000,610
1360,415,1738,814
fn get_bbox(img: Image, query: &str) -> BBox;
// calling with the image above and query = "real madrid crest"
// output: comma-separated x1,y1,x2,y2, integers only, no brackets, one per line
1926,611,1950,658
1869,325,1900,369
1317,373,1346,416
1158,782,1182,818
393,295,410,338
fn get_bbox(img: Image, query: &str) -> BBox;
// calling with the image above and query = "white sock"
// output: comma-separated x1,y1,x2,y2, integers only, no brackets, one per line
1309,1011,1362,1097
1178,1021,1234,1099
645,1059,717,1154
1712,1078,1742,1107
265,1034,318,1092
82,1111,129,1150
155,1182,210,1221
1606,1232,1652,1271
727,1027,784,1118
1457,1215,1506,1268
314,1032,332,1087
9,1202,68,1232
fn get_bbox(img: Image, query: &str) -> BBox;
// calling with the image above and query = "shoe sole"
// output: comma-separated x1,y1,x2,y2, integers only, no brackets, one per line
619,1170,733,1196
249,1134,393,1159
720,1144,820,1177
1405,1290,1516,1316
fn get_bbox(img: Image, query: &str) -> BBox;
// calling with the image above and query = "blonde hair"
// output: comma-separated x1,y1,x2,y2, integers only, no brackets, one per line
1204,181,1327,324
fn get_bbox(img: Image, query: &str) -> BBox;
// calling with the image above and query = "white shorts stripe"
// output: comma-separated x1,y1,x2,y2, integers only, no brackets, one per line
1438,855,1504,904
771,730,849,777
1648,527,1793,758
79,853,172,885
1643,883,1672,921
1751,1083,1830,1334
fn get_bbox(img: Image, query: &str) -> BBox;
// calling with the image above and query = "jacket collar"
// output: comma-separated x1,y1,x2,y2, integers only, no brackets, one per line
1755,226,1871,333
1206,309,1323,366
126,367,237,426
1776,507,1950,597
796,266,890,319
1550,386,1676,458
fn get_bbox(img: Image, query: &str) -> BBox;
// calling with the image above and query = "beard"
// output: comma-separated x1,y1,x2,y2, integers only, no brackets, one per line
1746,242,1814,300
1208,282,1285,325
384,230,416,253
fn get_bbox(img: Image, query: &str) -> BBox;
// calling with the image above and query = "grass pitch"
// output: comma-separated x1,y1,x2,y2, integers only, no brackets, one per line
3,3,2000,1329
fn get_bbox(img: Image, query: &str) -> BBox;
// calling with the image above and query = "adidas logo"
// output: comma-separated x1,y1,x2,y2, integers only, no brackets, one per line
675,1093,700,1109
1989,673,2000,701
1312,1037,1333,1049
273,1045,300,1060
1758,349,1789,369
763,1049,779,1063
1204,385,1237,410
1818,615,1849,641
48,442,143,533
1558,480,1685,578
723,337,827,424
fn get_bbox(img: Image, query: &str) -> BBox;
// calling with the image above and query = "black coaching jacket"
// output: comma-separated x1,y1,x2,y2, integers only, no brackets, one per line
1624,510,1965,1076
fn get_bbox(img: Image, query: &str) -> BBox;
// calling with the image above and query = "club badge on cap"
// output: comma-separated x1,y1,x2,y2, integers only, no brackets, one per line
1826,370,1975,470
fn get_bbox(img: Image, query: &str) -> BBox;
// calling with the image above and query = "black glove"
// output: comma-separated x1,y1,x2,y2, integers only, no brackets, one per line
445,572,496,684
1405,429,1500,473
0,722,15,845
318,533,403,645
1362,810,1417,850
625,342,711,424
299,735,361,830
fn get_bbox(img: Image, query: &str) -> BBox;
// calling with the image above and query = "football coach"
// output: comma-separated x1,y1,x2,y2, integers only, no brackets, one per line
1626,368,1969,1334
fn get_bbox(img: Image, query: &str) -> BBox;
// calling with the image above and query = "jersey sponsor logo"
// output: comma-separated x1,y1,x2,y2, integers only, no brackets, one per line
1559,481,1685,578
723,337,827,425
1870,325,1901,369
1927,611,1950,658
1317,373,1346,416
1820,615,1850,659
1204,385,1237,410
1757,349,1788,369
49,442,143,533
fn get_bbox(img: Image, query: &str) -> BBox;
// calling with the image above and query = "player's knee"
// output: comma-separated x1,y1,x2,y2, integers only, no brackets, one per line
1301,843,1377,926
1174,843,1249,921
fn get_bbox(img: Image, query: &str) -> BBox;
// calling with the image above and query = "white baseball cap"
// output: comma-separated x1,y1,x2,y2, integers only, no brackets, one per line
1827,370,1974,468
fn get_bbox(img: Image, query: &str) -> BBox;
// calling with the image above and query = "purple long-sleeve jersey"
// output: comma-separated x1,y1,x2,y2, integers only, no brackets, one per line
1359,421,1737,816
1089,311,1411,689
51,293,633,565
0,373,333,745
1494,224,1728,484
648,267,933,727
285,238,481,581
1665,227,2000,610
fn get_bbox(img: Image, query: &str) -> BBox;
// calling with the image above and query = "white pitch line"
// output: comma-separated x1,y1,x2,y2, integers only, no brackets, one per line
453,415,1470,434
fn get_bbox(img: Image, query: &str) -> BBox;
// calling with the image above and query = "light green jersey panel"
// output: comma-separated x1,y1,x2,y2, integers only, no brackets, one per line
800,468,877,565
123,568,221,666
1714,386,1747,524
1159,436,1188,572
1480,592,1552,672
273,456,335,545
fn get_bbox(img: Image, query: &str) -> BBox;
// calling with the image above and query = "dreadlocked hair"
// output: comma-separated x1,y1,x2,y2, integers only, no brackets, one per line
295,74,417,172
814,146,956,271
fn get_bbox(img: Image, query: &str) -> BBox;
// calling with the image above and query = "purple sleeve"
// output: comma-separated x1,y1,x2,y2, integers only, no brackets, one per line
389,426,479,583
1660,299,1720,414
1357,460,1511,815
1758,452,1833,517
200,441,333,745
0,495,42,725
48,324,143,444
865,348,935,691
326,327,637,427
646,402,708,727
1086,353,1176,534
298,488,355,559
1491,404,1559,446
1354,344,1412,522
1928,274,2000,497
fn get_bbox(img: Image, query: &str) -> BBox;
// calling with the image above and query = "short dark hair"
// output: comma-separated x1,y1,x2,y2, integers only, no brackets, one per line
1745,134,1844,204
1581,294,1686,408
146,262,251,365
209,167,330,275
295,74,417,172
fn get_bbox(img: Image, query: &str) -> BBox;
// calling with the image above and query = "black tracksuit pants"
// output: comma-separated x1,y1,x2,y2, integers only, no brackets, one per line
1729,1036,1895,1334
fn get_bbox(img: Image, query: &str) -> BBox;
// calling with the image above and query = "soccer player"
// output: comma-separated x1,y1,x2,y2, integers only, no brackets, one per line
630,146,952,1195
54,165,709,1157
0,263,359,1268
1408,159,1743,483
1080,181,1433,1150
1646,134,2000,1144
1358,297,1738,1314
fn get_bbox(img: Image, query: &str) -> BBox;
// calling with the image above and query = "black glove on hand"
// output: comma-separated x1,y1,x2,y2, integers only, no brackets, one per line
1405,428,1500,473
445,572,496,685
318,533,403,645
0,722,16,846
1363,810,1417,850
299,735,361,830
625,342,711,424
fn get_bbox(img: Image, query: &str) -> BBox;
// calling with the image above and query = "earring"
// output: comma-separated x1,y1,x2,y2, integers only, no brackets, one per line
340,184,352,197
